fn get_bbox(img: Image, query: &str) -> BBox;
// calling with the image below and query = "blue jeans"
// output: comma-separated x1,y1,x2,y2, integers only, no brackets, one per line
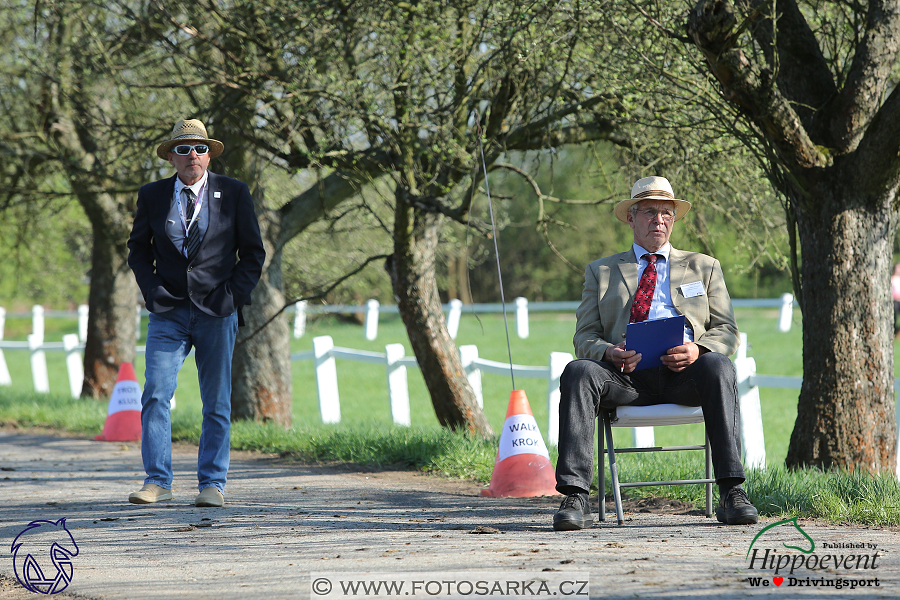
140,304,238,494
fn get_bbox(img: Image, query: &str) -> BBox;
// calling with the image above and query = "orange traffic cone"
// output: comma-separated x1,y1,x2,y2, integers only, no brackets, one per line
481,390,560,497
95,363,142,442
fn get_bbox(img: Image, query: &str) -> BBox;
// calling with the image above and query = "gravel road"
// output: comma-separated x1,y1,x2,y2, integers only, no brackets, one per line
0,429,896,599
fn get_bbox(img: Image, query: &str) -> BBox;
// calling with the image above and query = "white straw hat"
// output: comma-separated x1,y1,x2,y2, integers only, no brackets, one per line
156,119,224,160
614,176,691,223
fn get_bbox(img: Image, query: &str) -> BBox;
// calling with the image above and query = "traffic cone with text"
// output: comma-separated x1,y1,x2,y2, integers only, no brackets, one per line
95,363,142,442
481,390,560,497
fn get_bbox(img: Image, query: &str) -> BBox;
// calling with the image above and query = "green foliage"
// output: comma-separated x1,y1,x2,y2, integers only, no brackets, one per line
0,200,92,309
457,144,792,303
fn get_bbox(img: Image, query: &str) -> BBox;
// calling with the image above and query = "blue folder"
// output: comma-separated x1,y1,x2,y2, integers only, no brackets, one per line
625,315,686,371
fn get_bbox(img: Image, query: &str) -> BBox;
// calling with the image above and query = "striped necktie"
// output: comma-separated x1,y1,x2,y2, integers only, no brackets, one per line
182,188,201,260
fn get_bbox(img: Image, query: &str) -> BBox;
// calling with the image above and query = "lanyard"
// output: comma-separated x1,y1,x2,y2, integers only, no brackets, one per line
175,183,205,237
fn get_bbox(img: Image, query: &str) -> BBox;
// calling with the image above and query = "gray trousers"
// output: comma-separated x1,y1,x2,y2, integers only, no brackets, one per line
555,352,746,495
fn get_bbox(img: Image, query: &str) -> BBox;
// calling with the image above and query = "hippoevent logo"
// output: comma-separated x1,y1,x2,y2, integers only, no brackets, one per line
11,518,80,594
744,517,881,590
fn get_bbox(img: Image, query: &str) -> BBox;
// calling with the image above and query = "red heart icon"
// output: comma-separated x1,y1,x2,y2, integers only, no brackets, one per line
773,577,783,586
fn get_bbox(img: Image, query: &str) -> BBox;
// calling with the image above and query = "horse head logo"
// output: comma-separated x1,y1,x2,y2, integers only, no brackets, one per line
11,518,80,594
747,516,815,558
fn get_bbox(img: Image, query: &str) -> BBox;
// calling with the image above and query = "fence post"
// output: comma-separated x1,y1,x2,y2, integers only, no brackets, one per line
136,305,142,340
516,297,529,339
778,293,794,332
28,333,49,393
385,343,411,426
365,299,380,341
735,332,766,469
459,344,483,409
446,299,463,339
0,307,10,386
632,426,655,448
293,301,308,338
546,351,573,446
78,304,89,342
32,305,45,341
313,335,340,423
63,334,83,398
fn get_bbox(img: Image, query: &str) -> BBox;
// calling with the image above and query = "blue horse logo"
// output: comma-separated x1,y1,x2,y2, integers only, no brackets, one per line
11,518,80,594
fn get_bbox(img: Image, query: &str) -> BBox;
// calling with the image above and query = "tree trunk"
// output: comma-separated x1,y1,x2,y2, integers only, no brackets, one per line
80,193,137,398
391,194,493,437
231,244,293,425
785,176,897,472
211,124,293,426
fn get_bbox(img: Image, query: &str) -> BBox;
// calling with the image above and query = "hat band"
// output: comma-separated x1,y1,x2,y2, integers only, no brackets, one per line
173,133,206,141
633,190,674,200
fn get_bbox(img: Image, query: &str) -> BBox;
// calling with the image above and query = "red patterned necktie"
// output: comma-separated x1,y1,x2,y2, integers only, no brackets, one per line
629,254,658,323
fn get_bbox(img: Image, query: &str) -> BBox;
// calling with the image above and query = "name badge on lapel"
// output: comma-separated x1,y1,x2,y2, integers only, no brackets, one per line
214,191,221,198
681,281,705,298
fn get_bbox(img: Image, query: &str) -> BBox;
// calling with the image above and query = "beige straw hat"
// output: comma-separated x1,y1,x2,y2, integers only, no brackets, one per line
156,119,224,160
614,176,692,223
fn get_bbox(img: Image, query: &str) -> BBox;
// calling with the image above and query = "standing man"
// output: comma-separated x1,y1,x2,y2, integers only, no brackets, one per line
553,176,757,530
127,119,265,507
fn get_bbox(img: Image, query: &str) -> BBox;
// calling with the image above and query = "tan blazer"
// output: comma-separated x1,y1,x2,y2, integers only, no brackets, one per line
573,247,739,361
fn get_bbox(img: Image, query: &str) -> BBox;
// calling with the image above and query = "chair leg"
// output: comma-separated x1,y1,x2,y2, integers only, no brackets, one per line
603,411,625,525
598,415,605,522
705,434,713,518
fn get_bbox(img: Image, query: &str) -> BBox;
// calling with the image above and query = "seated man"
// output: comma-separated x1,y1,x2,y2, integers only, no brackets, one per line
553,176,758,530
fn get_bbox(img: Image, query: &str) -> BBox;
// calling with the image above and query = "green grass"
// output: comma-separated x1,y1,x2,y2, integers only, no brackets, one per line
2,306,899,525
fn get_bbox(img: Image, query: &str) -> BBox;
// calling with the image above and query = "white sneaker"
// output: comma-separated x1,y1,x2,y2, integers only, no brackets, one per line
195,486,224,507
128,483,173,504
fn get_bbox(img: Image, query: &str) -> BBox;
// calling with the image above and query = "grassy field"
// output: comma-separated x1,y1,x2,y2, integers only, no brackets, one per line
0,305,867,467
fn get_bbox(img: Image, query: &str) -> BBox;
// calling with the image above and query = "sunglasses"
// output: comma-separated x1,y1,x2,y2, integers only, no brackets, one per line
172,144,210,156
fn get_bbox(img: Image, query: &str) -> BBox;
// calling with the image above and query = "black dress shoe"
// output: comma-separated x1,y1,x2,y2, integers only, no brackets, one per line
553,493,593,531
716,486,759,525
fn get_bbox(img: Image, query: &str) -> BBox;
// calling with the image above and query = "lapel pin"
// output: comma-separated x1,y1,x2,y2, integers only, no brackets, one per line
214,191,221,198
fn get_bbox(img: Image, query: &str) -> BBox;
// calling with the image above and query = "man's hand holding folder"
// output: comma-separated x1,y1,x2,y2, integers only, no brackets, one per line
604,315,706,373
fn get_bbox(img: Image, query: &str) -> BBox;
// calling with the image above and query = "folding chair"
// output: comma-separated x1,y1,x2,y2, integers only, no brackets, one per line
598,404,713,525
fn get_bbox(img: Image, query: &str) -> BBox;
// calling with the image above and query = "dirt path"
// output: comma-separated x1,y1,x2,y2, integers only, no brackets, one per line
0,429,896,599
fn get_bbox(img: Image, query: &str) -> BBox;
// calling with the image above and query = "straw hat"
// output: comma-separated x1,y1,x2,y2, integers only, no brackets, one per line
156,119,224,160
614,176,691,223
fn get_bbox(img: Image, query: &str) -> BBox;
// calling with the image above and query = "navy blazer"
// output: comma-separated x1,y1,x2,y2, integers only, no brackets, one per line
127,172,265,324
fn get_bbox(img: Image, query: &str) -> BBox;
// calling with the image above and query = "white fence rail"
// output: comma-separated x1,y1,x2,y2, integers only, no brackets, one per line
290,293,798,340
0,294,797,349
290,336,573,435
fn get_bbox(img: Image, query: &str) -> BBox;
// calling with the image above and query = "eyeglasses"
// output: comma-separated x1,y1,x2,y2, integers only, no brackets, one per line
635,208,675,222
172,144,210,156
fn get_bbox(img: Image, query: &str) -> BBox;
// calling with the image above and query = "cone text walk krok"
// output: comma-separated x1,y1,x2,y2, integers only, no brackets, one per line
481,390,560,497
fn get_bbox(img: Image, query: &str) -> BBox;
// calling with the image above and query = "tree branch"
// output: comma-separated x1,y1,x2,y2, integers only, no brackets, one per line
276,153,390,252
827,0,900,152
235,253,392,347
686,0,830,171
